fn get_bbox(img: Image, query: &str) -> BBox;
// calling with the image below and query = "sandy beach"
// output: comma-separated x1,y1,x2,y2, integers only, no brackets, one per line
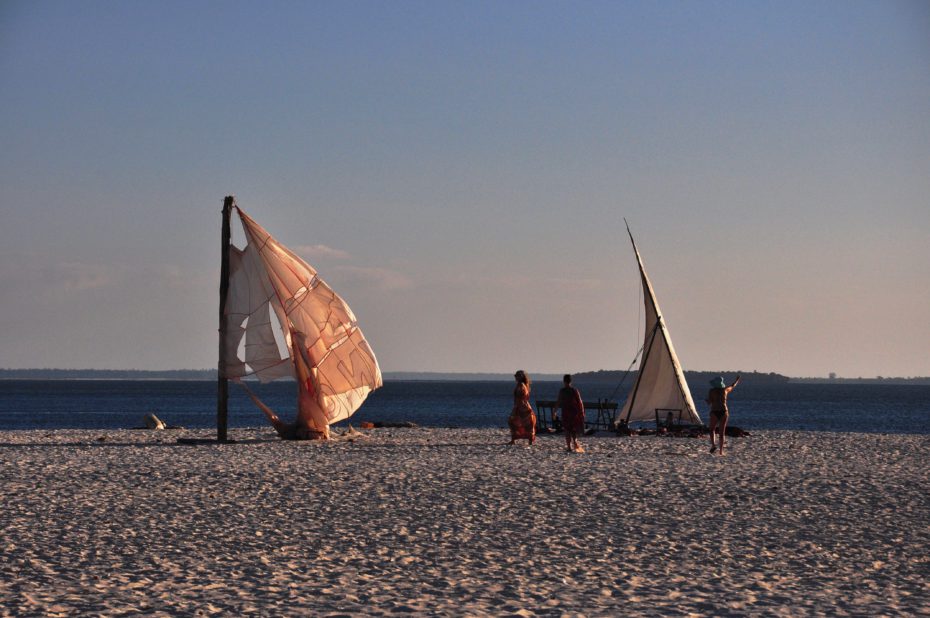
1,427,928,616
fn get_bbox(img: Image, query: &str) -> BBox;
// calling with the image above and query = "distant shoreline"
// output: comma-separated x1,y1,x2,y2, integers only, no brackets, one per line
1,368,928,384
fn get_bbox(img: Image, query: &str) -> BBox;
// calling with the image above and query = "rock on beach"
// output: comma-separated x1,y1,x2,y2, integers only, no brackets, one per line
0,427,928,616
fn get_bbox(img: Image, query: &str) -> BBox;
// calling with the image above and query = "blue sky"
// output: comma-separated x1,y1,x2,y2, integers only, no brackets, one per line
1,1,928,377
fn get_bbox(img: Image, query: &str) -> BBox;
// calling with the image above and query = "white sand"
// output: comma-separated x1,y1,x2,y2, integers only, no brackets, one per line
1,427,928,616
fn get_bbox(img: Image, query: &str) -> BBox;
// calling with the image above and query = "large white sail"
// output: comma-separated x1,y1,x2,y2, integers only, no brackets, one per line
222,205,382,437
619,224,700,425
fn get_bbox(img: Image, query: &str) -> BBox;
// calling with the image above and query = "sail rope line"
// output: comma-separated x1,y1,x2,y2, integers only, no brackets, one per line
236,209,292,323
605,341,645,404
245,214,347,346
235,211,306,395
636,257,643,357
605,236,646,405
240,207,314,322
232,214,293,378
243,215,365,402
243,214,327,371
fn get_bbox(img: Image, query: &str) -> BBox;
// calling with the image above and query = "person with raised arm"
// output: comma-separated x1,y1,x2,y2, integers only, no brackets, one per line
706,375,741,455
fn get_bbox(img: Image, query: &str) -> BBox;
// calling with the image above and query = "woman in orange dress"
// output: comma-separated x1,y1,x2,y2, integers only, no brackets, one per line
509,370,536,445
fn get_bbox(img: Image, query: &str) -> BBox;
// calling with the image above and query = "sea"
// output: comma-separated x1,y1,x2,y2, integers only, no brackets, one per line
1,379,928,434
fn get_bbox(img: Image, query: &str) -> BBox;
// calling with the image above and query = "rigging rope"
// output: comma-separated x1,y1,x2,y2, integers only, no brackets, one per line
606,342,644,404
606,239,645,405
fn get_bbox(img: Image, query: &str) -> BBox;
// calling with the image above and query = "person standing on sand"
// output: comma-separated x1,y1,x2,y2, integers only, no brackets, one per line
553,374,585,452
706,375,740,454
509,370,536,445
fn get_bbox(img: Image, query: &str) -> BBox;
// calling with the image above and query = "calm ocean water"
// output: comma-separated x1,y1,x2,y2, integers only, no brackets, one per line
0,379,928,434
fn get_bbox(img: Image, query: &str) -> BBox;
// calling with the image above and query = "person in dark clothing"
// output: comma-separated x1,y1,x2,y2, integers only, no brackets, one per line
706,375,740,455
554,374,585,452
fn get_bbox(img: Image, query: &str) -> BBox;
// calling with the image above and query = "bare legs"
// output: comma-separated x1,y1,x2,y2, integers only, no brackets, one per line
564,416,581,452
565,430,581,452
718,413,728,454
708,414,718,453
708,412,728,455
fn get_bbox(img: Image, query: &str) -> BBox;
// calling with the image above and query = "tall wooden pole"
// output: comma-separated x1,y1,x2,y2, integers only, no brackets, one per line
217,195,235,441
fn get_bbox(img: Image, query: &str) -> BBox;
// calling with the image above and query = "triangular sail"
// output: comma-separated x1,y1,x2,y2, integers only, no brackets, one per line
222,205,382,437
619,223,700,425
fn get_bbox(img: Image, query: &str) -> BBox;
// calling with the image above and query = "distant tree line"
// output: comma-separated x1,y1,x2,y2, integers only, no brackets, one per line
1,368,926,384
572,369,792,385
790,376,930,385
0,368,217,380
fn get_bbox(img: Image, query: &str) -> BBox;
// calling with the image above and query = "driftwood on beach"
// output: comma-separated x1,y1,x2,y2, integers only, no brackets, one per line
131,413,183,431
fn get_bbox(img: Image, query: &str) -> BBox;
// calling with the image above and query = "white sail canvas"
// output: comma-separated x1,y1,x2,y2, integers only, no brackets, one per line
222,206,382,437
619,225,701,425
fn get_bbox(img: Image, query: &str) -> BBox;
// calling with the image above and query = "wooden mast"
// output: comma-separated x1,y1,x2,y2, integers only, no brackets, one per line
621,220,696,426
217,195,235,441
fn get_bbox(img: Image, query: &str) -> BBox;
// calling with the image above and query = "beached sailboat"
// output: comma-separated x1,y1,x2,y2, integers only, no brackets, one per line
215,196,382,440
617,221,701,427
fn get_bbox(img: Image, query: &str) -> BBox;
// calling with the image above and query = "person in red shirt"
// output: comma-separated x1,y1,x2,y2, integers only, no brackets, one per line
554,374,585,452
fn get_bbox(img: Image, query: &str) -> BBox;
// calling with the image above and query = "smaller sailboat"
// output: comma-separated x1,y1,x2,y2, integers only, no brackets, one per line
218,197,382,440
617,221,701,428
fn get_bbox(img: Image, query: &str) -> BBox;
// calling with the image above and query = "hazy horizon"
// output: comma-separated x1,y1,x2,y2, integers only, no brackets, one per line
1,2,928,379
2,367,927,382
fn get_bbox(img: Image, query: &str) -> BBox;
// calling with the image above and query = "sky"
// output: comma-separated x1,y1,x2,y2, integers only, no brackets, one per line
1,1,928,379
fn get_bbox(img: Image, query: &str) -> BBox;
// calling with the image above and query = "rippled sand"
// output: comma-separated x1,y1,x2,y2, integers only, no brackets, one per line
1,427,928,616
